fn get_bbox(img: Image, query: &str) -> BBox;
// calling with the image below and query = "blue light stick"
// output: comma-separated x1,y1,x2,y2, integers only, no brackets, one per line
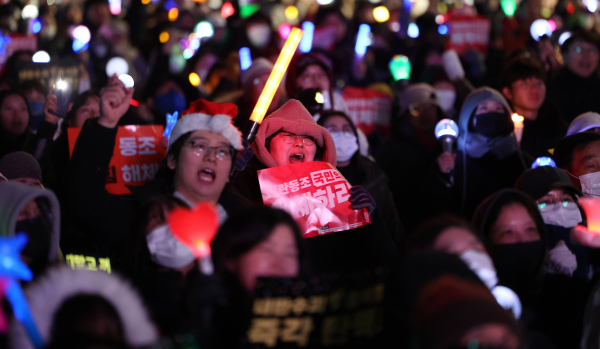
531,157,557,169
164,111,178,144
239,47,252,71
355,24,371,57
0,233,43,349
299,22,315,53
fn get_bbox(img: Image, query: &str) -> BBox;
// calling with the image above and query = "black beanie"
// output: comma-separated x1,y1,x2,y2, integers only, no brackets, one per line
0,151,42,181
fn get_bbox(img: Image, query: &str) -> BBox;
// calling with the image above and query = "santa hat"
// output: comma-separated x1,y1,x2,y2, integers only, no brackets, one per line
168,99,243,152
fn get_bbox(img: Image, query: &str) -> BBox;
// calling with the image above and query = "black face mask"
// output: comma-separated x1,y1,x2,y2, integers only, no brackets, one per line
15,217,51,266
488,240,545,295
471,112,513,138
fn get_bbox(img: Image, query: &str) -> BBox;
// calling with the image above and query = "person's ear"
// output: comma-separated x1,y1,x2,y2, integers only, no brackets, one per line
502,87,513,101
167,153,176,170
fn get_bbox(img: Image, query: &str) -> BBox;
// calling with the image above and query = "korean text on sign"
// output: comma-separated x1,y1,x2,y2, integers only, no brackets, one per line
68,125,166,195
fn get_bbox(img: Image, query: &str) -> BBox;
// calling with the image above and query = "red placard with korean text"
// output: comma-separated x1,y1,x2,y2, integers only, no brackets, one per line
445,14,491,56
342,86,392,137
68,125,166,195
258,162,371,238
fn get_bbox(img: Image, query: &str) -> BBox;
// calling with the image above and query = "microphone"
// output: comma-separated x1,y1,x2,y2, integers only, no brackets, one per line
435,119,459,153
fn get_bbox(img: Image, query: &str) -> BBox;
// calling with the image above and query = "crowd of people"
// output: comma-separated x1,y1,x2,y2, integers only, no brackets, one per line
4,0,600,347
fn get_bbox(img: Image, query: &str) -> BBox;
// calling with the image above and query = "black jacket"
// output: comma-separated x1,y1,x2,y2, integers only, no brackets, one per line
546,67,600,124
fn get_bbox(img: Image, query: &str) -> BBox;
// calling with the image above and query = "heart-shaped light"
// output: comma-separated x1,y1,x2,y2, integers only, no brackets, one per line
168,202,219,258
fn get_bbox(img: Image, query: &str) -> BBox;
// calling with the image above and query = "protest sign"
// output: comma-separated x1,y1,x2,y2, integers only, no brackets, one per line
445,14,491,56
0,34,38,72
258,162,370,238
244,269,388,348
68,125,166,195
16,57,80,93
312,24,337,52
342,87,392,137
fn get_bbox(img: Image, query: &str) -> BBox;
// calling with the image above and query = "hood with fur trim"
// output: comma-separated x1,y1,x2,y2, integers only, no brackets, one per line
252,99,337,168
0,182,60,262
10,267,158,349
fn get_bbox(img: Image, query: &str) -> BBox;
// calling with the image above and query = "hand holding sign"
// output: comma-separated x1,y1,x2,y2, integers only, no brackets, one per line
99,75,134,129
168,202,219,274
571,197,600,248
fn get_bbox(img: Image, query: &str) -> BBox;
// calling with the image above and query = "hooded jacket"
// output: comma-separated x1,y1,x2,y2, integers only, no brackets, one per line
0,182,61,264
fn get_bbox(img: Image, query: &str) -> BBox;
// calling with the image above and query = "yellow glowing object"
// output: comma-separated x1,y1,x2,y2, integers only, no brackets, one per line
285,5,298,20
315,92,325,104
168,8,179,21
189,72,201,86
250,28,303,124
511,113,524,123
373,6,390,23
159,31,169,43
141,0,150,4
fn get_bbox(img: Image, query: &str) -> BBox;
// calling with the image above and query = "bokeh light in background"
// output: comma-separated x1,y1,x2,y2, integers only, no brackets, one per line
389,55,411,81
221,2,234,18
106,57,129,76
240,3,260,18
32,51,50,63
183,48,194,59
373,6,390,22
530,19,552,41
109,0,121,15
72,39,88,53
435,15,444,24
118,74,134,88
159,31,169,43
438,24,448,35
355,24,371,56
548,19,556,31
500,0,517,17
407,23,419,38
239,47,252,70
30,19,41,34
168,8,179,21
299,21,315,53
189,72,201,86
285,6,298,20
21,5,39,19
586,0,599,12
278,23,291,39
195,21,214,39
559,31,572,45
316,0,334,5
141,0,151,4
72,25,91,44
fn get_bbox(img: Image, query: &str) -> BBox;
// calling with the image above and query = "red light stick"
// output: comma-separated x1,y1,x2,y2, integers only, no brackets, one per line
168,202,219,274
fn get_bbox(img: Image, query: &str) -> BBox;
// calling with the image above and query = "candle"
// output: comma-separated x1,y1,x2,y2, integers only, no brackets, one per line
512,113,524,145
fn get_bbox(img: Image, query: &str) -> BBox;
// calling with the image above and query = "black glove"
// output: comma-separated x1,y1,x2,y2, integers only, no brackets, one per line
349,185,376,216
234,140,255,172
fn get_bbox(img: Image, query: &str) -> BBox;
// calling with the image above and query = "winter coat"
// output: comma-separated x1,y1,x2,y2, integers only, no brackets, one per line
519,101,567,159
61,118,252,272
546,67,600,124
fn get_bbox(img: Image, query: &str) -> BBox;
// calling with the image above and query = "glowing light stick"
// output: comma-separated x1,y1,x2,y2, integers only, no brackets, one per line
118,74,134,88
389,55,411,81
299,21,314,53
531,157,557,169
239,47,252,71
355,24,371,57
435,119,459,153
578,197,600,233
168,203,219,274
0,234,44,348
530,19,552,42
163,111,178,142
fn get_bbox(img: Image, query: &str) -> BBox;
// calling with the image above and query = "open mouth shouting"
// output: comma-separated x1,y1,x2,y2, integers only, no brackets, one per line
289,152,306,164
198,167,216,183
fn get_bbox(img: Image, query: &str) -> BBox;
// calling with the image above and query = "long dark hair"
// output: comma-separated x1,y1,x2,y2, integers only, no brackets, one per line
64,90,99,128
408,214,480,255
0,89,31,134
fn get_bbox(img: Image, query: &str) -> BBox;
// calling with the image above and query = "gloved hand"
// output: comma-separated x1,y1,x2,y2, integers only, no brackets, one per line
234,140,254,172
349,186,376,216
547,240,577,276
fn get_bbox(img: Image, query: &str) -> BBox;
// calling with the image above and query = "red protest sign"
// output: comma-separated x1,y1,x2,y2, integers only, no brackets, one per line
258,162,371,238
68,125,166,195
342,86,392,137
445,14,491,56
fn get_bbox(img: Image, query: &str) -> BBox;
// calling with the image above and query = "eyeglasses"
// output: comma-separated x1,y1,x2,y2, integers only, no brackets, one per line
571,46,599,56
325,125,355,139
299,72,328,84
187,141,234,161
536,198,578,212
279,132,315,146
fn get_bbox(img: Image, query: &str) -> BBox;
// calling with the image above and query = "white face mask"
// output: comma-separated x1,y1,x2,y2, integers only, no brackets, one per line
247,24,272,48
540,206,582,228
459,249,498,289
333,133,359,163
146,225,195,269
578,170,600,196
436,89,456,112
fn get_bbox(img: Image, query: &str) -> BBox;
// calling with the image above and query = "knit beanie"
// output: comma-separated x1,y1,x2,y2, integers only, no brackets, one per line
167,99,243,152
0,151,42,181
400,83,441,115
241,58,273,91
252,99,337,168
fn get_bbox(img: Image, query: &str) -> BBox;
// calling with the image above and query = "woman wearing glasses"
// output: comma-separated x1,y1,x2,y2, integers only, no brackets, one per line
232,99,397,273
317,110,405,252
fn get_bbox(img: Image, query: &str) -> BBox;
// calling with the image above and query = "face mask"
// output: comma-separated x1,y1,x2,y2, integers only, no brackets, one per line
576,170,600,196
459,249,498,289
154,90,187,114
146,225,195,269
333,133,358,163
471,112,513,138
15,217,51,263
29,102,45,131
247,24,272,48
540,206,582,228
487,240,545,294
436,89,456,112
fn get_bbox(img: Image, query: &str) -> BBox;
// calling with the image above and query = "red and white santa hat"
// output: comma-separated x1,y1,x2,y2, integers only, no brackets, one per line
168,99,243,152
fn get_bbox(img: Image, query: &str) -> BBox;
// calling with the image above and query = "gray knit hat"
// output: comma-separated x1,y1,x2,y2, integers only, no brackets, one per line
240,58,273,91
0,151,42,181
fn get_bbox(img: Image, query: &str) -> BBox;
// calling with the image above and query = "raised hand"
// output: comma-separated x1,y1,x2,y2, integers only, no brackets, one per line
98,74,135,129
43,86,60,125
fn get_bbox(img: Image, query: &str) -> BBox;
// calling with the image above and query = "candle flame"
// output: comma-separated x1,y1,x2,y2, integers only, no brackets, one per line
512,113,524,123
